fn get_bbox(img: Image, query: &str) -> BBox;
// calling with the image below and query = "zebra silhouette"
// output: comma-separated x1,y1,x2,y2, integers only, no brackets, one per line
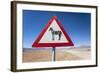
49,27,62,40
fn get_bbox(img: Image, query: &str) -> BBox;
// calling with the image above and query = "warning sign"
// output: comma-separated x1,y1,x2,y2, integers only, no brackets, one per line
32,16,74,47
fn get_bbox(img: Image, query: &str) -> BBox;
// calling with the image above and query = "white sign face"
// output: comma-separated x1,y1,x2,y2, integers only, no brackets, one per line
39,19,69,43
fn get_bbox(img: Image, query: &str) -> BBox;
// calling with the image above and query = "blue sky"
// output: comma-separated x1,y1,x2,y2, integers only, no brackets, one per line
23,10,91,48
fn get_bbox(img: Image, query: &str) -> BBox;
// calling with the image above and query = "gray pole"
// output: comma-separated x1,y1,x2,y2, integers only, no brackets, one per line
52,47,56,61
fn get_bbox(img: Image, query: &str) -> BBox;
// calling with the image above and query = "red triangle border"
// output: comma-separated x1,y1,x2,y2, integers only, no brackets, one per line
32,16,74,47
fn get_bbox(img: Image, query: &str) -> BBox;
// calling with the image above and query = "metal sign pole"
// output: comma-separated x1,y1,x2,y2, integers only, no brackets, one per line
52,47,56,61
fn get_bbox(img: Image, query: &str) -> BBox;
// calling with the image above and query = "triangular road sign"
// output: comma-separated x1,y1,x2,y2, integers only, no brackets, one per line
32,16,74,47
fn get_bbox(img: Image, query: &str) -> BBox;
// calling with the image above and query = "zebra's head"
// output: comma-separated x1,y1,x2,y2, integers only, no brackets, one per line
49,27,53,31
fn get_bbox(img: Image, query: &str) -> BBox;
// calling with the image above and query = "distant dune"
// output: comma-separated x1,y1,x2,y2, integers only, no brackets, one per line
23,47,91,63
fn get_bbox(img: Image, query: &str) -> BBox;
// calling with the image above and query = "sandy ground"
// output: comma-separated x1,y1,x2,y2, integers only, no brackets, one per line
23,48,91,63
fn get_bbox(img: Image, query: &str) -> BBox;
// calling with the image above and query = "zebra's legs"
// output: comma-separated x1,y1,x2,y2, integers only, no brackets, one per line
58,34,61,40
52,35,54,40
52,32,55,40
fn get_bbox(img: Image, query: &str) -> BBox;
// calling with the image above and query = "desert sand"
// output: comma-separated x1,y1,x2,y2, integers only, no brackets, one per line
23,48,91,63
